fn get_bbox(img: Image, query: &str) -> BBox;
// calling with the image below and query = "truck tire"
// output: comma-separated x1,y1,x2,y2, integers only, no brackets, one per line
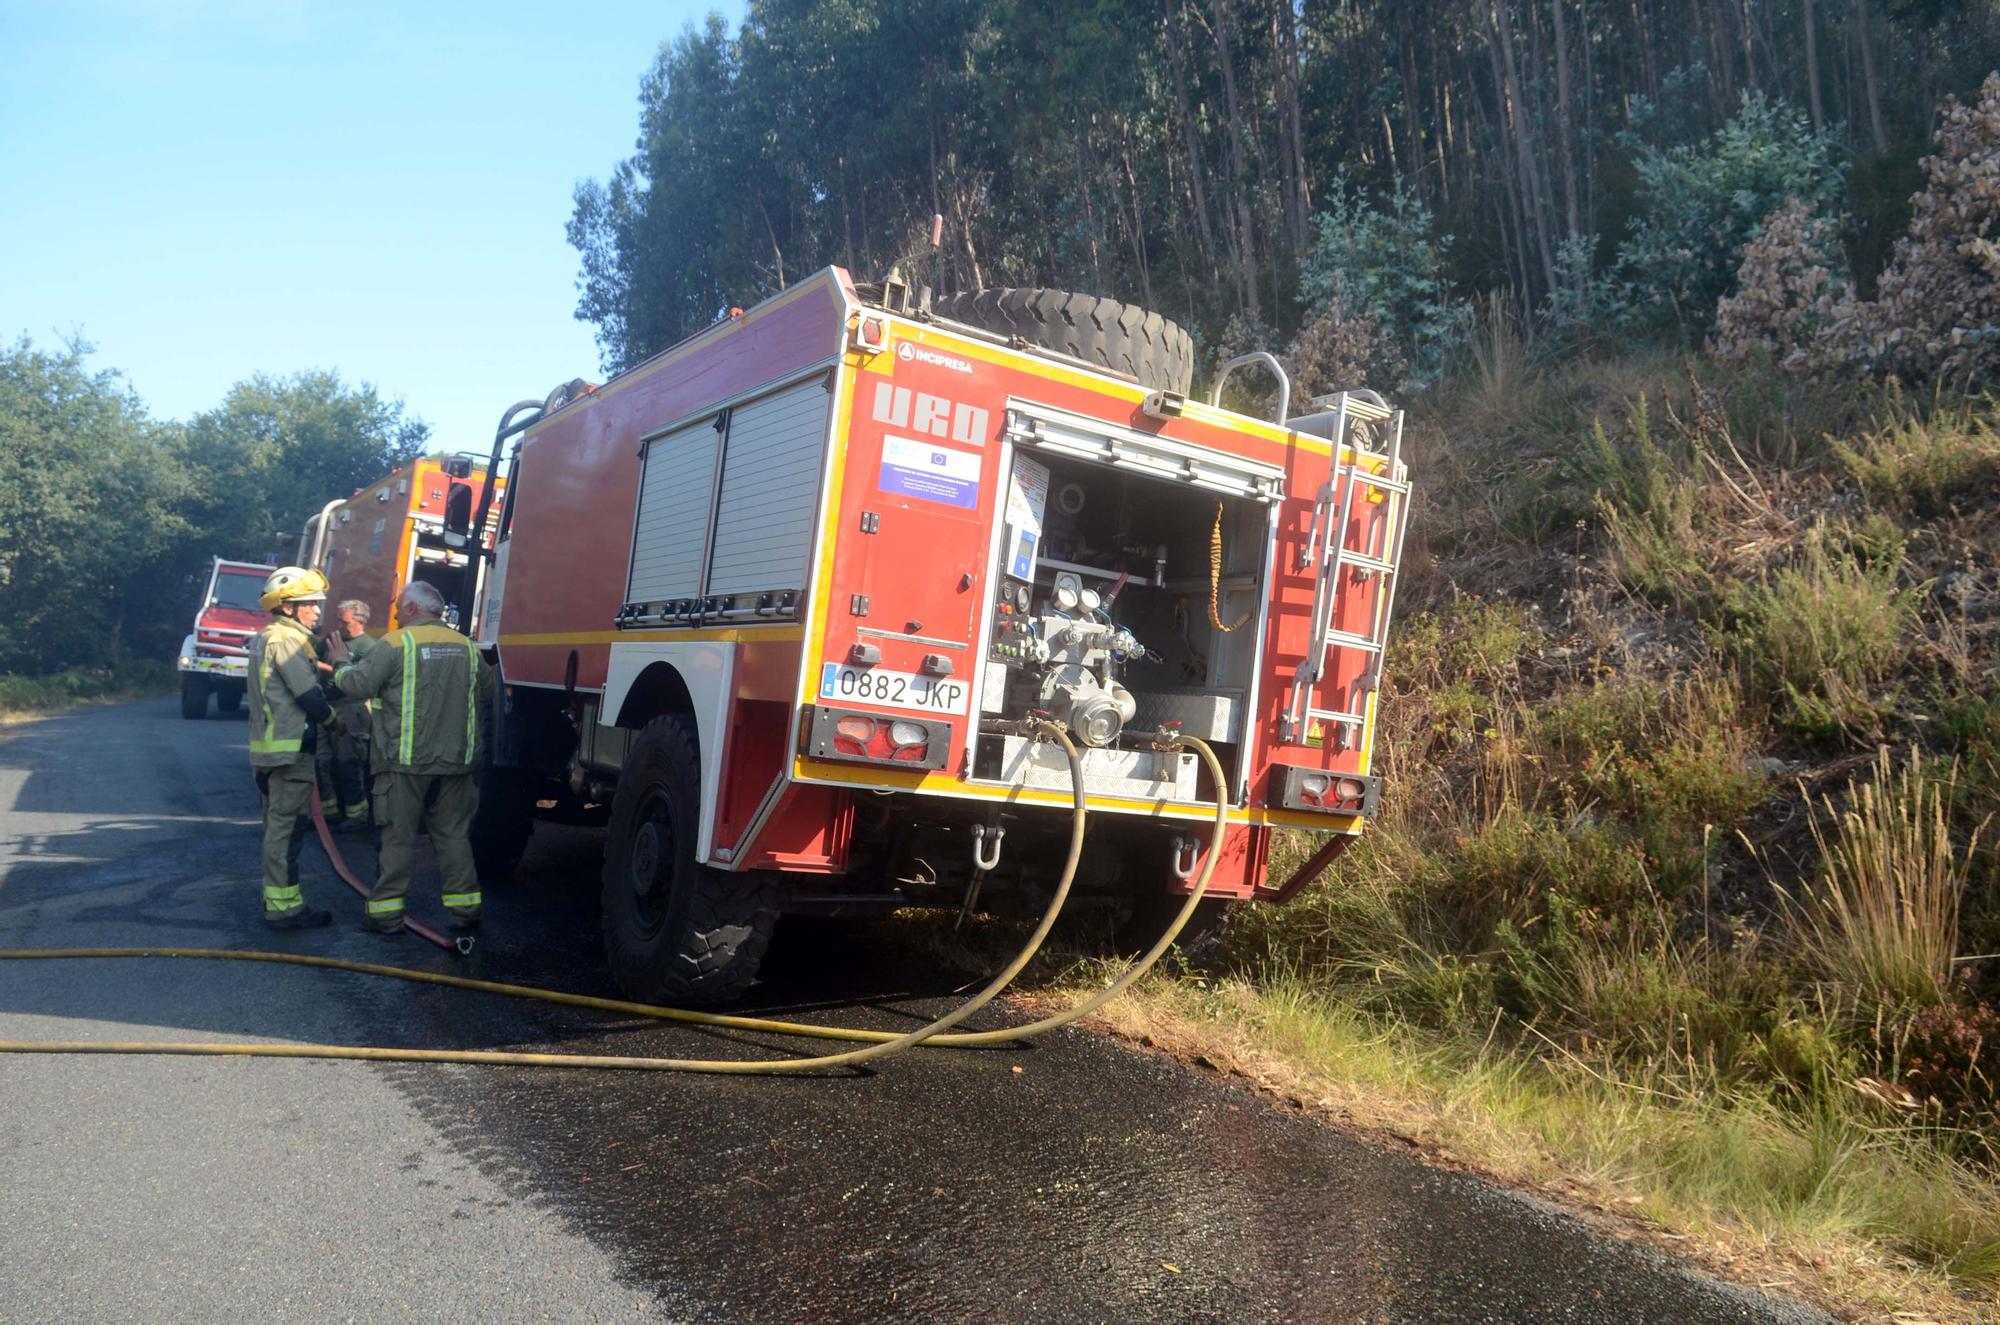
179,674,210,720
1115,895,1235,973
471,764,537,883
215,685,242,714
600,714,779,1005
931,288,1195,395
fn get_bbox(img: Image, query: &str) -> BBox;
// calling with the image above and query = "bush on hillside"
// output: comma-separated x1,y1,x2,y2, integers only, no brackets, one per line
1711,197,1854,377
1618,94,1844,332
1862,71,2000,384
1299,174,1468,388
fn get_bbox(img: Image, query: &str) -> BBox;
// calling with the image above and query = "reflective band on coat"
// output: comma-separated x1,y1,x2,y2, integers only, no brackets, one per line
249,737,303,755
397,630,417,766
463,642,478,762
261,648,279,750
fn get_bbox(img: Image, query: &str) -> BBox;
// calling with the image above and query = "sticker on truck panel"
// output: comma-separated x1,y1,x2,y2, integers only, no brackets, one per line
819,663,969,714
879,435,981,510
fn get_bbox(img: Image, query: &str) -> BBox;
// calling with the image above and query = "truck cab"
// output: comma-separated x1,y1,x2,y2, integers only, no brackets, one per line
178,558,276,719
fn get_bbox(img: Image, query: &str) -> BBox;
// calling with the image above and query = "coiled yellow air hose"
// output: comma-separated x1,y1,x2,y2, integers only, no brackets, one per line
0,732,1228,1075
1208,499,1250,633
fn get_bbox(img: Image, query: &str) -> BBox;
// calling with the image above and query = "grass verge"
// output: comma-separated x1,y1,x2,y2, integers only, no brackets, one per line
1029,962,2000,1324
0,664,176,726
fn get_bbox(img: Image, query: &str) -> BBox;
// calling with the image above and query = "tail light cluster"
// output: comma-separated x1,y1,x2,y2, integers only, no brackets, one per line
802,705,951,771
1276,766,1380,818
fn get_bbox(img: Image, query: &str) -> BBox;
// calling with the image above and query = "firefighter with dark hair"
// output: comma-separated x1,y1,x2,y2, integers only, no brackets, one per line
334,579,496,934
246,566,338,929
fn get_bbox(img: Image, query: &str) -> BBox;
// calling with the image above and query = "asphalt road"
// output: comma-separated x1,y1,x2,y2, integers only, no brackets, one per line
0,698,1839,1325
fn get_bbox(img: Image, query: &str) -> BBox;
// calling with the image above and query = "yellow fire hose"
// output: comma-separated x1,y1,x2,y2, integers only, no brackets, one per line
0,731,1228,1075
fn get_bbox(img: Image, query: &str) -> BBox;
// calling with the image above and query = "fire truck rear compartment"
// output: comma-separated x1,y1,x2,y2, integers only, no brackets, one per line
969,450,1266,801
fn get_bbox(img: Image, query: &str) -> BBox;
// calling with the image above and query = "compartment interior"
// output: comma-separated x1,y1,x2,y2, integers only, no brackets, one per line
971,449,1269,797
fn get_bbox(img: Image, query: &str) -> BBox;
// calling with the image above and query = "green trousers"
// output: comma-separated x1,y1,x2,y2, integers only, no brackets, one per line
255,760,315,918
314,722,369,820
367,771,480,929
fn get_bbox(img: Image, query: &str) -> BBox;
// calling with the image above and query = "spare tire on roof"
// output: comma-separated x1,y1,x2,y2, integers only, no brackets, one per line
931,288,1195,396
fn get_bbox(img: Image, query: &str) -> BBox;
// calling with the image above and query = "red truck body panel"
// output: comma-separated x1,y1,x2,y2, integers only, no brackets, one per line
485,268,1405,901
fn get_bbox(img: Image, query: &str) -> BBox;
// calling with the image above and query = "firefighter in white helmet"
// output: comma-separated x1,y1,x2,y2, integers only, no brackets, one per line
246,566,338,929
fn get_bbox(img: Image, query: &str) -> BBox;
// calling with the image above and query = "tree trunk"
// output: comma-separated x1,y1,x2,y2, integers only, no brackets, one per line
1169,11,1220,284
755,194,787,288
1277,0,1311,252
1803,0,1824,133
1551,0,1581,238
1210,0,1261,321
1853,0,1888,152
1490,0,1557,298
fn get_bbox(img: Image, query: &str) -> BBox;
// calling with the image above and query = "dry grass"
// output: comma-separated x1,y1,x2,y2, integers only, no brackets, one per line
1789,749,1988,1011
1040,970,2000,1324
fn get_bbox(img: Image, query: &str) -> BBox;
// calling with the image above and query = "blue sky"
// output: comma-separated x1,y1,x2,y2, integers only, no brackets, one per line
2,0,736,452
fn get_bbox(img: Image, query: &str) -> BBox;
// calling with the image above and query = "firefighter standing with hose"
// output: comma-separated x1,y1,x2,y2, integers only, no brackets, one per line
333,580,495,934
247,567,340,930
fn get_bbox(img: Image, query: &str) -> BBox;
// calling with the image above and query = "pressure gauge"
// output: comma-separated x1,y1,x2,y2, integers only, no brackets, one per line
1014,583,1031,611
1051,572,1082,612
1078,587,1102,613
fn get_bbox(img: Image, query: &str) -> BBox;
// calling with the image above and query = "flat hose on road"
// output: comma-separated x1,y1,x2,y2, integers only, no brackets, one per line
0,732,1229,1075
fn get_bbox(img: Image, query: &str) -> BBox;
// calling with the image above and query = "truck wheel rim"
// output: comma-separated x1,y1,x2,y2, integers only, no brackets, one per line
627,786,673,939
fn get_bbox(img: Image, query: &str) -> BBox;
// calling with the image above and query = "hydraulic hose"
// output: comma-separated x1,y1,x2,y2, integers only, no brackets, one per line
0,733,1228,1073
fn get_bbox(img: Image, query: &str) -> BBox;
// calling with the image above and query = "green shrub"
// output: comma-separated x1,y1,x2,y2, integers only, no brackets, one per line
1582,395,1711,605
1836,404,2000,517
1300,174,1469,388
1723,526,1921,735
1618,93,1846,332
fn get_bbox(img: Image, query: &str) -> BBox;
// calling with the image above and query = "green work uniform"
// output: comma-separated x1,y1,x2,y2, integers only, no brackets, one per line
334,616,496,929
246,614,336,920
314,633,377,821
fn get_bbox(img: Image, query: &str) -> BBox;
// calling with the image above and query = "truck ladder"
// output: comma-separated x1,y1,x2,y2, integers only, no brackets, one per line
1281,394,1408,749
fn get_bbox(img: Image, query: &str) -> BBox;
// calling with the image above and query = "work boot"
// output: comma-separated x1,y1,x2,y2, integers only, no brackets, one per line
446,912,481,933
362,919,407,936
265,906,333,931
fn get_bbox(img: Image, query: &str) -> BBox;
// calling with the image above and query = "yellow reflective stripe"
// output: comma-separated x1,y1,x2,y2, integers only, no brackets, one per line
258,639,279,750
397,630,417,765
464,642,478,762
263,885,302,905
249,737,303,754
442,892,482,908
366,898,406,915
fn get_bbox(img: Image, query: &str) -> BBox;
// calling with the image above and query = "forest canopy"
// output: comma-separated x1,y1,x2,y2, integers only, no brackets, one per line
569,0,2000,373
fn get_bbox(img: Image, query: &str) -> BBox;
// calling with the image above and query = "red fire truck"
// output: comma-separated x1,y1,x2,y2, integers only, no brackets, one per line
464,271,1408,1004
178,557,277,719
301,455,505,635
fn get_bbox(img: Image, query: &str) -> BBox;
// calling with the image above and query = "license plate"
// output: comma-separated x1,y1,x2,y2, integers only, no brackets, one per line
818,663,968,714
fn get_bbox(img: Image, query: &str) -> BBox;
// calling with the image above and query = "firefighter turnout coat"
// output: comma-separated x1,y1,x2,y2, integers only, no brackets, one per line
332,616,496,773
247,614,335,767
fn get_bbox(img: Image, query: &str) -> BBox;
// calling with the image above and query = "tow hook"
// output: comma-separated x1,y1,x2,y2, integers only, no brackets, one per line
970,822,1007,873
1169,835,1201,881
